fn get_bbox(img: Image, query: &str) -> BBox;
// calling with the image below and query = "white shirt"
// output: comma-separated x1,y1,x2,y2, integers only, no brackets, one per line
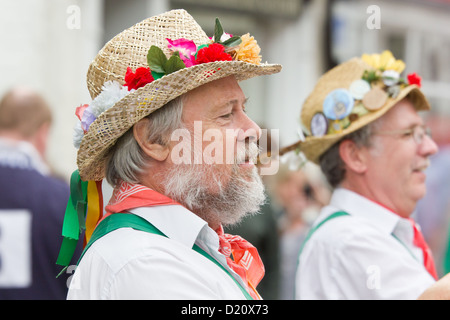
67,205,248,300
295,188,436,300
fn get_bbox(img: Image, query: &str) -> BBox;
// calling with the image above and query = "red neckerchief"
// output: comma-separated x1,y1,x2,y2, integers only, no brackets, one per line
216,226,264,300
104,181,265,298
368,198,438,280
105,181,179,215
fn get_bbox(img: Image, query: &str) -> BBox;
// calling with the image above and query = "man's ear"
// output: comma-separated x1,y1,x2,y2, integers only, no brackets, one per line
133,118,170,162
339,139,368,174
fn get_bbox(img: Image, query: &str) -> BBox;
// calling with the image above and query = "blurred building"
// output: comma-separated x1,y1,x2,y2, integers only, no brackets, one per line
330,0,450,117
0,0,449,181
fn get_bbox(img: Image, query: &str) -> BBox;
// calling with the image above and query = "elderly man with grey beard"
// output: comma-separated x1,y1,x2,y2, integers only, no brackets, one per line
57,9,281,300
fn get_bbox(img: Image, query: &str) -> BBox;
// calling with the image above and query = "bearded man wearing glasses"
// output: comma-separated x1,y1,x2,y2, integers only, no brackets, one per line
285,51,450,300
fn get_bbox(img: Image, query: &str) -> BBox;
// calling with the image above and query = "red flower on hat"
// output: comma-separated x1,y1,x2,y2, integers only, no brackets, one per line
407,72,422,88
195,43,233,64
124,67,154,90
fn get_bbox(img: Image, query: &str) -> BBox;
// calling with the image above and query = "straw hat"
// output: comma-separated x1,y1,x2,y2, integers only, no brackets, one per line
74,9,282,181
280,51,429,164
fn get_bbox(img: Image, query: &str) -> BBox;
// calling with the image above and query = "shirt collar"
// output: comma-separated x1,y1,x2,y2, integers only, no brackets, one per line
0,137,49,175
129,205,209,249
329,188,401,235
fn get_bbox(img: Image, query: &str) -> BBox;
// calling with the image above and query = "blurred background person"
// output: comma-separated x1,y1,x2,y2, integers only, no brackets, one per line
274,162,330,299
0,87,77,299
415,111,450,277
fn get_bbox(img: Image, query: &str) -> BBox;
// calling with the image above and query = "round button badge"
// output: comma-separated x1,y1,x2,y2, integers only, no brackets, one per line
349,80,371,100
382,70,400,86
362,87,388,111
310,112,328,137
323,89,354,120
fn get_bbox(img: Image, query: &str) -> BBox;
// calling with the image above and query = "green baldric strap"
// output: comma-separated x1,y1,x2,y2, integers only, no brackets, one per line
79,213,253,300
298,211,350,257
294,211,350,297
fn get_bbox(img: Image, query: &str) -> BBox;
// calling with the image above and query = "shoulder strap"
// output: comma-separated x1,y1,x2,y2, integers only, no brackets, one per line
79,213,253,300
298,211,350,257
79,213,162,262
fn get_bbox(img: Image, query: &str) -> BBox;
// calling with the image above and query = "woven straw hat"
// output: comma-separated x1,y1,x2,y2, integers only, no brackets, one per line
75,9,281,181
280,52,430,164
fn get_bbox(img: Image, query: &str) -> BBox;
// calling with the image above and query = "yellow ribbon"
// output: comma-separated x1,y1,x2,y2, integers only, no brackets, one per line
85,180,103,244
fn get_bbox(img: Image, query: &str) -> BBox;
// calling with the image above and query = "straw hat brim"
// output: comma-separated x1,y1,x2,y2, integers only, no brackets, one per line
77,60,282,181
282,84,430,164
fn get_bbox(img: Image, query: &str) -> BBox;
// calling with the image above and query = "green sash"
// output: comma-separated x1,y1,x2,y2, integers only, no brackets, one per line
79,213,253,300
298,211,350,257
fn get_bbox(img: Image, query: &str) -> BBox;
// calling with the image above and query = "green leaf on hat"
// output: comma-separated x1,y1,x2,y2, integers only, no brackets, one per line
151,70,164,80
362,70,379,83
214,18,224,43
147,45,167,74
222,36,242,47
164,52,186,74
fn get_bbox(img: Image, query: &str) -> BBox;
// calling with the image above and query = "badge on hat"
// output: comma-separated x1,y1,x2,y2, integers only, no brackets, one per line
362,87,388,111
382,70,400,86
349,79,371,100
310,112,328,137
323,89,354,120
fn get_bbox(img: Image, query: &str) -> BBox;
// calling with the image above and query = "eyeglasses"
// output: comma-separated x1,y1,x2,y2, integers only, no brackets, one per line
374,125,432,145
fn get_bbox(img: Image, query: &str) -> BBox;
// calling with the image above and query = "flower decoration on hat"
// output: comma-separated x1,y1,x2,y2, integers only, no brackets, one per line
309,50,423,138
73,81,132,148
73,18,263,148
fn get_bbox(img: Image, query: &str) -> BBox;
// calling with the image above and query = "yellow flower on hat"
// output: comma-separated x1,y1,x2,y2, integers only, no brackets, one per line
234,33,262,65
361,50,405,73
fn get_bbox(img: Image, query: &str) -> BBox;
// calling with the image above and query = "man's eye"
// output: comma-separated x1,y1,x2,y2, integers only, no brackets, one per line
220,113,232,119
403,131,413,137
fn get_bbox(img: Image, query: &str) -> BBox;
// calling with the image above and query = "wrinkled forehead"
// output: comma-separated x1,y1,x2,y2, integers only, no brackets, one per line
182,76,245,116
375,97,424,130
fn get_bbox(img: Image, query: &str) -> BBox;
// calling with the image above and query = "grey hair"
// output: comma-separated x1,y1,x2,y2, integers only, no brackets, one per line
105,95,184,186
319,122,378,188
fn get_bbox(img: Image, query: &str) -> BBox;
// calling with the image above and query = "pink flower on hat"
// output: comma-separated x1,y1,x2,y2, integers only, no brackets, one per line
75,104,89,122
166,38,197,67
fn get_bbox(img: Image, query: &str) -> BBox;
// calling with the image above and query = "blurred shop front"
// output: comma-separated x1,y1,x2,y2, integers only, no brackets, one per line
102,0,323,155
1,0,449,182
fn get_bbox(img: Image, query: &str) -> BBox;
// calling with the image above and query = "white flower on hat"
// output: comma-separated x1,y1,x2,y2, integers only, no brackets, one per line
73,81,134,148
73,121,84,149
90,81,132,117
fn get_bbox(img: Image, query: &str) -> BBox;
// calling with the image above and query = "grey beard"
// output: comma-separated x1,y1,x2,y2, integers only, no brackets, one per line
161,158,266,227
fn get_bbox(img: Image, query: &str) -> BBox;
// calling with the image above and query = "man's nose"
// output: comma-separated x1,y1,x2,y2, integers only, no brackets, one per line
238,114,261,142
419,134,439,157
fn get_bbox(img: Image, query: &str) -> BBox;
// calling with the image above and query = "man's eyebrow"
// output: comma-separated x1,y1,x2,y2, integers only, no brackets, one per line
214,97,250,111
